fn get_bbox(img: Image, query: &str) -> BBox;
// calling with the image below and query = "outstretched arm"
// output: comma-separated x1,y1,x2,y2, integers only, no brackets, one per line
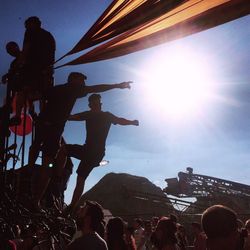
114,117,139,126
84,81,132,94
68,112,88,121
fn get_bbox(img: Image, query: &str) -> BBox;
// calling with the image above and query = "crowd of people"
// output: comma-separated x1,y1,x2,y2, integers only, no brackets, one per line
1,201,250,250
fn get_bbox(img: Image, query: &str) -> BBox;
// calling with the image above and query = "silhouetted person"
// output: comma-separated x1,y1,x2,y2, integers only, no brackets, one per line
1,41,27,125
28,72,132,210
58,93,139,212
152,217,180,250
106,217,128,250
22,16,55,93
67,200,107,250
201,205,242,250
2,42,22,93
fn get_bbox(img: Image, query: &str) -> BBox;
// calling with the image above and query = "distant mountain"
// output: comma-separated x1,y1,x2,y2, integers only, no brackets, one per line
80,172,174,222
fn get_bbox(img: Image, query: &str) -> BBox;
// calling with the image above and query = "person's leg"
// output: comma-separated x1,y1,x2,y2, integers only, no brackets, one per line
69,175,86,210
32,155,53,209
28,122,43,167
55,144,68,178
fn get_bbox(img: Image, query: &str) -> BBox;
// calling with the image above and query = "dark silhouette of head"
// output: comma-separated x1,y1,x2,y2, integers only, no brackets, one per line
202,205,240,250
88,94,102,111
107,217,127,250
76,200,104,236
25,16,41,30
154,217,177,248
67,72,87,85
6,41,20,57
107,217,125,237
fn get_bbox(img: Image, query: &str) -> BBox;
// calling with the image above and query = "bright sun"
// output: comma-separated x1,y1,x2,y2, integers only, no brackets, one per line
141,47,216,120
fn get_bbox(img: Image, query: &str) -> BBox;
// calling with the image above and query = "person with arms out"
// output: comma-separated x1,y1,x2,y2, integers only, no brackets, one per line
57,93,139,213
28,72,132,211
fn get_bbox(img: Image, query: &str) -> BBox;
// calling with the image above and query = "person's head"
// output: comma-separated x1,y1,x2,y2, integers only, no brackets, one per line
67,72,87,85
6,41,20,57
154,217,177,247
201,205,240,250
107,217,125,239
25,16,41,30
88,94,102,112
76,200,104,235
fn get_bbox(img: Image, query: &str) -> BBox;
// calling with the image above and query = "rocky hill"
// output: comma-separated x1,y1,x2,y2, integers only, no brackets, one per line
80,172,174,222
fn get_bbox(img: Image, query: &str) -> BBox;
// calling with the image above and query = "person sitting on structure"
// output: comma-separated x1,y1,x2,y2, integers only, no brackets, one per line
56,93,139,213
28,72,132,211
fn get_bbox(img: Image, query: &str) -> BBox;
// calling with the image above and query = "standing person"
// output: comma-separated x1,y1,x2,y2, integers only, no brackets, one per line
106,217,129,250
133,218,145,250
66,200,107,250
58,93,139,213
2,42,22,94
191,222,206,250
1,41,26,125
22,16,55,94
28,72,132,211
16,16,56,120
152,217,180,250
143,220,154,250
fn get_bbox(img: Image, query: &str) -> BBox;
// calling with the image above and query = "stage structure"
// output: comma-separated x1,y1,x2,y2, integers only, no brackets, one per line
164,168,250,214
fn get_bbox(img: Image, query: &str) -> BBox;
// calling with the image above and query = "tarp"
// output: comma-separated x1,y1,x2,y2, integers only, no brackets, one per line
56,0,250,67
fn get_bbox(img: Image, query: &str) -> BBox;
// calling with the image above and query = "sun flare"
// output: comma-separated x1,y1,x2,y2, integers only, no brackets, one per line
141,48,216,120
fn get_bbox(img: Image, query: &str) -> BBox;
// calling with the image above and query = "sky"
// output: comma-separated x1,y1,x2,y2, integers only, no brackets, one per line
1,1,249,204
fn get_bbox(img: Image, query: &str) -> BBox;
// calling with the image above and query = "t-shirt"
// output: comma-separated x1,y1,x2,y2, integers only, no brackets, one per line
67,232,107,250
23,28,55,70
40,83,87,123
79,111,119,151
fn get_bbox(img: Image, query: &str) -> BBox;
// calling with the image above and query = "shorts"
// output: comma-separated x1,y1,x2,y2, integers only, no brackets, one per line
65,144,105,179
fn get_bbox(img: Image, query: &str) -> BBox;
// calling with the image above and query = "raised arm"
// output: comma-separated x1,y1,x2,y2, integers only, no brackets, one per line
68,112,88,121
84,81,132,94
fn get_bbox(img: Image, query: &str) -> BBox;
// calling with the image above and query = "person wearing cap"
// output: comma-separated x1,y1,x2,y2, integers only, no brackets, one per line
66,200,107,250
28,72,132,211
58,93,139,213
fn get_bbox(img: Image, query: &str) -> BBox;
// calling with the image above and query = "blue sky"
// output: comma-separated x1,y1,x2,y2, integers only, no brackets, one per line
1,1,249,203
